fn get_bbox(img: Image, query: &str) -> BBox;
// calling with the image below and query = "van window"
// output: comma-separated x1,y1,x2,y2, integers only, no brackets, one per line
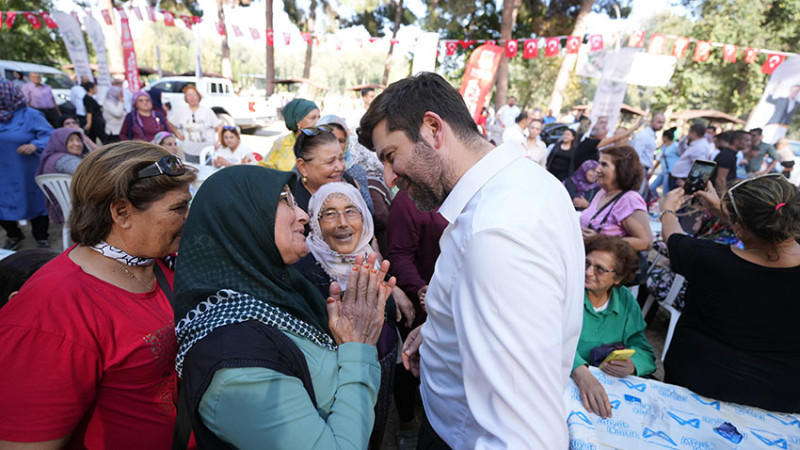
210,83,218,94
224,84,230,94
151,81,188,93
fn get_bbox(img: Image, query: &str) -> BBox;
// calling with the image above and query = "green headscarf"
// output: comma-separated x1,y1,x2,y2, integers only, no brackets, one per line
173,165,331,336
282,98,318,132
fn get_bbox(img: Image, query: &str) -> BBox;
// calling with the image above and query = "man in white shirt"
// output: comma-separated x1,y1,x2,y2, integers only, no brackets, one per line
495,96,521,130
358,72,584,449
501,110,530,151
670,123,711,189
70,76,90,125
631,112,665,172
523,118,548,166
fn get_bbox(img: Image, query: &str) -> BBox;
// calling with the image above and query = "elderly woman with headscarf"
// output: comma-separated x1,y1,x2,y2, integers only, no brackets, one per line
261,98,320,171
35,127,90,223
0,78,54,250
173,166,395,448
119,91,172,142
103,85,126,141
565,160,601,211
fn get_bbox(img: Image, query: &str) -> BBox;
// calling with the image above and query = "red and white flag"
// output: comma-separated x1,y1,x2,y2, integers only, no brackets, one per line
672,37,690,58
215,22,226,36
131,6,143,21
505,39,518,58
120,17,141,92
648,34,666,54
250,28,260,40
301,32,311,44
589,34,603,51
100,9,113,25
523,39,538,59
179,14,192,29
545,37,560,57
445,41,457,56
40,12,58,29
116,7,127,19
566,35,580,54
627,30,645,47
722,44,737,63
744,47,758,64
23,12,41,29
233,25,243,37
266,29,274,46
70,11,80,26
693,40,711,62
146,7,156,22
283,32,292,45
761,53,785,74
162,10,175,27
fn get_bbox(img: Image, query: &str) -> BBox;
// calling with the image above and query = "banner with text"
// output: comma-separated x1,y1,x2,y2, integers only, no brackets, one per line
84,16,112,101
51,11,93,83
459,44,504,122
120,17,141,92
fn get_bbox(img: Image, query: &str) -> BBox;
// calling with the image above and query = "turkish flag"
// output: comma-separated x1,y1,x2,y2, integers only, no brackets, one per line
744,47,758,64
459,40,475,49
99,9,113,25
70,11,81,26
4,11,15,29
446,41,457,56
648,34,666,54
131,7,143,21
116,7,127,19
369,37,379,44
266,29,274,46
22,12,41,29
162,11,175,27
505,39,518,58
301,32,311,44
566,35,580,54
589,34,603,51
39,12,58,29
762,53,785,74
250,28,260,40
391,39,399,45
722,44,737,63
672,37,690,58
215,22,226,36
192,16,202,24
146,7,156,22
355,38,363,48
179,14,192,29
233,26,243,37
693,40,711,62
523,39,538,59
335,38,342,51
284,33,292,45
627,30,645,47
545,37,560,57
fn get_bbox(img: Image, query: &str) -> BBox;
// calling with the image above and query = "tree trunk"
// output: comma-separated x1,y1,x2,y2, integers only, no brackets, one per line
218,0,232,79
495,0,521,110
265,0,275,96
547,0,594,115
98,0,124,74
302,0,317,79
382,0,404,86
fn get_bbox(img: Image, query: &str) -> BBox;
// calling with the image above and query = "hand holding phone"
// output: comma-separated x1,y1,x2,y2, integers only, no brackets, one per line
601,348,636,365
684,159,717,195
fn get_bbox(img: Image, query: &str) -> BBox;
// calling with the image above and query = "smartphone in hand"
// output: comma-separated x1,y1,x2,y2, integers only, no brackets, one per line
684,160,717,195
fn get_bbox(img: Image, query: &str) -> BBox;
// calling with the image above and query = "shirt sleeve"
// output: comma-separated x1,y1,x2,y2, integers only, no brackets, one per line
610,191,647,226
0,326,101,442
766,144,780,161
451,229,574,448
119,113,131,140
198,343,379,449
618,288,657,376
26,109,54,151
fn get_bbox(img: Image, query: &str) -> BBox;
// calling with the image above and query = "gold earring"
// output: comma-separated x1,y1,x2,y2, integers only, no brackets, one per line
302,175,308,184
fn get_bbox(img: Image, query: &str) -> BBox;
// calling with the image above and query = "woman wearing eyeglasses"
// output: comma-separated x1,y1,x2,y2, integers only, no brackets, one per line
173,167,394,449
571,234,656,419
171,85,221,164
0,142,197,448
119,91,173,143
660,176,800,412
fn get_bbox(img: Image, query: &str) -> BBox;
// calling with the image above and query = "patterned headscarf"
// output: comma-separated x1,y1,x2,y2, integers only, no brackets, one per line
565,159,600,197
0,78,26,123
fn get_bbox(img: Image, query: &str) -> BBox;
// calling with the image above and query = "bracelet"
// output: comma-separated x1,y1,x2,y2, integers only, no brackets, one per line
659,210,677,220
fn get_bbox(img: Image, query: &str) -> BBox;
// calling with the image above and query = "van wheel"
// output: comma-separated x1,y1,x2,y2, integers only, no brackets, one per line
217,113,235,127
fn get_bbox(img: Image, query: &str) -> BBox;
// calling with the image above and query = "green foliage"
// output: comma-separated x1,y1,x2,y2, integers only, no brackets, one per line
0,0,69,65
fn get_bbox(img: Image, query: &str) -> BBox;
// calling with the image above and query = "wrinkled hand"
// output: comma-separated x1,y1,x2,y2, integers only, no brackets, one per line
573,197,590,209
402,325,423,377
573,366,612,418
417,285,428,313
16,144,36,155
601,359,635,378
663,187,690,212
327,253,395,346
392,286,415,328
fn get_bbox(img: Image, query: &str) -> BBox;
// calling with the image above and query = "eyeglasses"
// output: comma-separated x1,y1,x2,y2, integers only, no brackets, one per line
299,125,334,136
135,155,186,180
319,206,362,224
726,172,787,220
585,259,616,276
279,189,297,209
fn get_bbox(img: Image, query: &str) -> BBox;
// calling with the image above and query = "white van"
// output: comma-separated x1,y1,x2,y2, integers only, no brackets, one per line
0,60,74,107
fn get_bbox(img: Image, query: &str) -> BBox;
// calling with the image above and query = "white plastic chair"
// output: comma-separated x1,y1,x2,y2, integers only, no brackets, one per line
659,273,684,361
35,174,73,251
198,146,215,166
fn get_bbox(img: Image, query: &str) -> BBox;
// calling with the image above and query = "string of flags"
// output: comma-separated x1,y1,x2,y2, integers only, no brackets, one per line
0,7,793,75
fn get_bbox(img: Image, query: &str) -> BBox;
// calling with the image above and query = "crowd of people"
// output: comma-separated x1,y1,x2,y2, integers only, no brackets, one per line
0,69,798,450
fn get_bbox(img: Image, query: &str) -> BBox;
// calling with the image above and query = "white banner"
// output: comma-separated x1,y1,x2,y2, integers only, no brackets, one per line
578,48,676,88
84,16,112,102
590,78,628,132
412,32,439,75
745,56,800,144
51,11,94,83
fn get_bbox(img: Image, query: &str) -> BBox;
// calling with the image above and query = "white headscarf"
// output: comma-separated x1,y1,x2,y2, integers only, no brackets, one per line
306,182,375,290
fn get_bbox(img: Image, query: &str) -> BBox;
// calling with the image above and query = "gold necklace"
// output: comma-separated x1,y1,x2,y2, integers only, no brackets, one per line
117,261,154,290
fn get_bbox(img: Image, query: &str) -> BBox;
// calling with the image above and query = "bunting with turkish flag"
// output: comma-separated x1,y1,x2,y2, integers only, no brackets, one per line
301,32,311,44
446,41,457,56
116,7,127,19
146,7,156,22
545,37,560,57
162,10,175,27
693,41,711,62
179,14,192,29
744,47,758,63
266,29,274,46
233,26,243,37
672,37,690,58
648,34,666,54
523,39,538,59
100,9,112,25
627,30,644,47
284,33,291,45
70,11,80,26
131,6,143,21
22,11,41,28
761,53,785,74
722,44,737,63
589,34,603,51
459,40,476,48
250,28,260,40
5,11,15,29
215,22,226,36
505,39,518,58
566,35,580,54
40,12,57,29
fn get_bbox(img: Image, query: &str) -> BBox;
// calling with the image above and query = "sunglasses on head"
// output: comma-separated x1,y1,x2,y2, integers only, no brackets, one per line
222,125,237,131
726,172,788,219
135,155,186,180
299,124,334,136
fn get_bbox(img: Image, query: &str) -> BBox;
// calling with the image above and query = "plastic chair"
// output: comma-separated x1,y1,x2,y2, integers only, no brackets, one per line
198,146,215,166
35,174,73,251
660,273,684,361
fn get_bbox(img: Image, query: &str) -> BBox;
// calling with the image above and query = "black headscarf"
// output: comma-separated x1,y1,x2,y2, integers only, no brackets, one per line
173,166,331,336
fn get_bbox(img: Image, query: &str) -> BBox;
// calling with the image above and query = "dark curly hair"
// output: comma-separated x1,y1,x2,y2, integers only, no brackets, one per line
584,234,639,284
600,145,643,192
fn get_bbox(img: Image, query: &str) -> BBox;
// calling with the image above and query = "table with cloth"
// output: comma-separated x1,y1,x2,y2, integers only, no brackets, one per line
567,366,800,449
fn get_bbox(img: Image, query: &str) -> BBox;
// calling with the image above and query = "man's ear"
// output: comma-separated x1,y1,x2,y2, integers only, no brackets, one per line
421,112,445,149
110,199,134,229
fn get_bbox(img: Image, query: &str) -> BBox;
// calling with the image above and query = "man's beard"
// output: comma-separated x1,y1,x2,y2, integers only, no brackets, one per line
398,139,453,212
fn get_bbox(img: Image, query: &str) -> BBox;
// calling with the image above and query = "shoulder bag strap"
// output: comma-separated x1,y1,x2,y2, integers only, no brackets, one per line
589,192,625,230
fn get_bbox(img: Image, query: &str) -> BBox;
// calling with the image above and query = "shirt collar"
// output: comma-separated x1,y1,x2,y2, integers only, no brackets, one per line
583,287,622,317
438,143,521,224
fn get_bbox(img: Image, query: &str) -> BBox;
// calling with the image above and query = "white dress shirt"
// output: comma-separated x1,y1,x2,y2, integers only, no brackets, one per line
495,104,521,128
631,126,657,169
501,123,526,151
70,84,87,116
672,137,712,178
420,142,585,449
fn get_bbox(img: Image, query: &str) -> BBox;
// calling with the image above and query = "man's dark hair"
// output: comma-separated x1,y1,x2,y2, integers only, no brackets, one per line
357,72,480,151
515,111,529,124
689,123,707,138
360,87,374,98
716,130,734,147
81,81,96,91
749,127,763,135
732,130,748,144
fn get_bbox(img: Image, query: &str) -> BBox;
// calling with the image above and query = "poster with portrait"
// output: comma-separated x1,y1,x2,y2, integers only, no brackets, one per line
745,56,800,144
